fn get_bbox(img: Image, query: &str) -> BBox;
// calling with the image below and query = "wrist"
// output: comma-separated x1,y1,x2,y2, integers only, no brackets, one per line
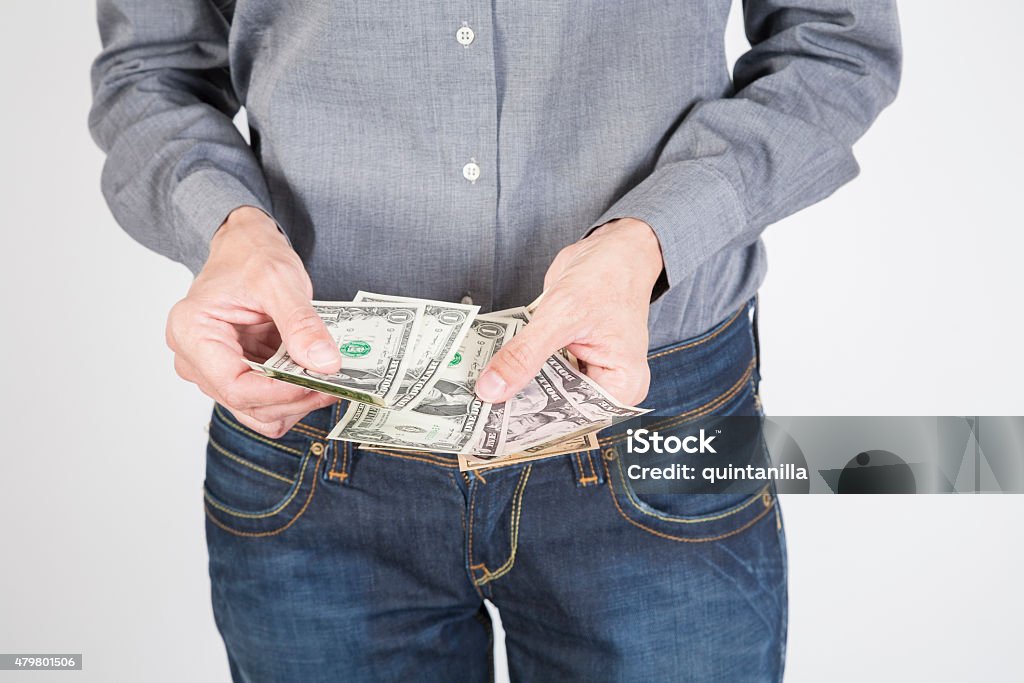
592,218,664,286
211,206,287,253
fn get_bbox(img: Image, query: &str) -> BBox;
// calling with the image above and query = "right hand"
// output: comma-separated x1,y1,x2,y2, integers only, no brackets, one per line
166,206,342,437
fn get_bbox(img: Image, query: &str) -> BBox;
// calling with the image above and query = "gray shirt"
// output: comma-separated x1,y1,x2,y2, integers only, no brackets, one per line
89,1,900,348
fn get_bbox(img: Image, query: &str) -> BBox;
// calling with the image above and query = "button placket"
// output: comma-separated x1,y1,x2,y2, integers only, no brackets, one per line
448,5,497,312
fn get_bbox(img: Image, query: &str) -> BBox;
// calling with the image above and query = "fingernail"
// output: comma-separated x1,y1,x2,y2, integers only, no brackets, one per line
308,340,341,369
476,370,507,402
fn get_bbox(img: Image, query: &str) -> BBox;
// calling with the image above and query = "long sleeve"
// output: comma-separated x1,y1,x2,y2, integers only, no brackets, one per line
588,1,902,292
89,0,273,274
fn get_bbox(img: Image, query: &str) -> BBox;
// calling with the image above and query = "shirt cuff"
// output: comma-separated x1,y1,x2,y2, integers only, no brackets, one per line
170,167,279,274
585,161,748,298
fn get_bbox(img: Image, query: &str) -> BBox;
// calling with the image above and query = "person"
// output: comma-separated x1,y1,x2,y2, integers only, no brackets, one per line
90,1,900,680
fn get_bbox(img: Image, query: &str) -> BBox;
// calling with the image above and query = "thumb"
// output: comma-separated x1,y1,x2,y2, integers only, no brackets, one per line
582,362,651,407
264,287,342,373
476,314,568,403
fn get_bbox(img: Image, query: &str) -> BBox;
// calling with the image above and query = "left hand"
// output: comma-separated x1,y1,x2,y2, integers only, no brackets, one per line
475,218,664,406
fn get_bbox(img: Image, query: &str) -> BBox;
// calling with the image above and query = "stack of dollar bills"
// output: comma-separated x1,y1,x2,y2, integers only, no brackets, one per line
245,292,649,470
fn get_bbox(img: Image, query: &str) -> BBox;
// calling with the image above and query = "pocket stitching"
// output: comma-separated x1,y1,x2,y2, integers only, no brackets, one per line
204,448,324,539
604,457,774,543
646,304,745,361
291,422,328,438
209,435,296,485
614,454,771,524
597,358,754,448
204,446,313,519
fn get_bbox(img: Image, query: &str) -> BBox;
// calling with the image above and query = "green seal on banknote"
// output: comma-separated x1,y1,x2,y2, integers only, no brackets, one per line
448,352,462,367
339,340,372,358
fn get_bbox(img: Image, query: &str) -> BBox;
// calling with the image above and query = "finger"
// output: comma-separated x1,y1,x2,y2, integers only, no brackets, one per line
263,286,342,374
477,308,573,403
244,391,338,424
228,408,304,439
237,321,283,361
217,367,315,410
584,362,651,406
185,321,312,409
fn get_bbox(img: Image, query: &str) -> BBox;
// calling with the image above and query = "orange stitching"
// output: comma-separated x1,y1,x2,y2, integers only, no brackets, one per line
476,465,532,586
578,475,599,485
467,483,487,600
597,359,754,447
291,422,326,438
327,402,342,477
603,458,773,543
208,435,295,485
328,444,340,480
204,447,314,518
646,305,744,361
638,361,753,435
205,451,323,538
585,449,598,481
615,456,770,524
335,398,349,480
574,452,585,484
468,484,477,569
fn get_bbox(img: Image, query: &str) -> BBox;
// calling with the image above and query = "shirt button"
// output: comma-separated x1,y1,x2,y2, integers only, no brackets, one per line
462,161,480,183
456,25,475,47
460,294,473,305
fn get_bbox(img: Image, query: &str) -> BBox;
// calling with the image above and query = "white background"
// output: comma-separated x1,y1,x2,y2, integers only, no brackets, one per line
1,2,1022,681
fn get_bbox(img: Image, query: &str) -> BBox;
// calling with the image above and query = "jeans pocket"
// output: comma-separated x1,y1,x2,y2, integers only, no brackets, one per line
603,449,776,543
203,406,326,538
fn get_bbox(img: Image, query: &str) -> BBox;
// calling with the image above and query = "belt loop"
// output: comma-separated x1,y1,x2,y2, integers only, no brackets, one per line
571,450,603,487
325,401,353,485
325,441,354,485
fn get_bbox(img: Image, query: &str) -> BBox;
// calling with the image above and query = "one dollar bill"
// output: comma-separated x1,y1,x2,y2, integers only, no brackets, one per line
329,316,519,456
354,291,478,410
248,301,424,406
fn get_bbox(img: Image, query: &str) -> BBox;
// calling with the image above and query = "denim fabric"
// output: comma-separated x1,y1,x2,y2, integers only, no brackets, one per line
204,299,787,682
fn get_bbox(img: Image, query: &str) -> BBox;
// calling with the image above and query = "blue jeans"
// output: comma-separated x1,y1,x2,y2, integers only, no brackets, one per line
204,298,787,682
